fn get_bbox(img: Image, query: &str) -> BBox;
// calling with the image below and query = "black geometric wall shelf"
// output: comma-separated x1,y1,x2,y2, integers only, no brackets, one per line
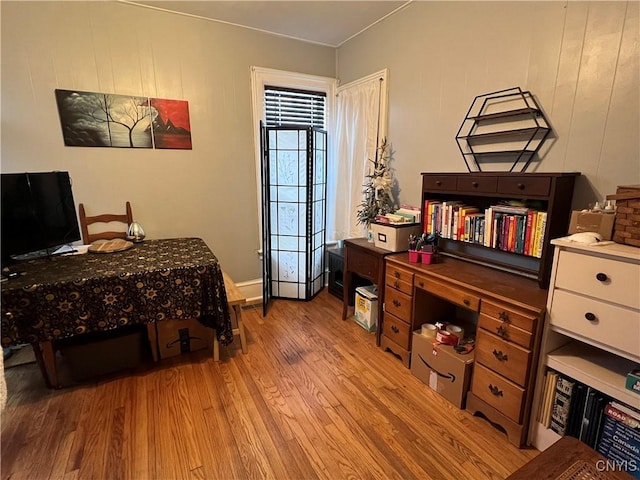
455,87,551,173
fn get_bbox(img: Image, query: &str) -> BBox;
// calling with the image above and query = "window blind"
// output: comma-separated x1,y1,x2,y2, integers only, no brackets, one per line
264,86,326,128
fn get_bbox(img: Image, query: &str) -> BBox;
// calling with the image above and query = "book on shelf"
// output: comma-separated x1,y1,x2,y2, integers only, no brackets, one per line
423,199,440,234
484,207,493,247
440,201,462,239
523,210,537,257
566,382,588,438
596,402,640,478
538,370,556,427
579,387,598,442
542,370,559,427
577,388,611,448
550,373,576,436
587,394,610,449
533,211,547,258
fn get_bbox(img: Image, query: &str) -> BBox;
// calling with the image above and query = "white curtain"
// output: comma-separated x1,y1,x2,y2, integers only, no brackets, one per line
329,71,387,241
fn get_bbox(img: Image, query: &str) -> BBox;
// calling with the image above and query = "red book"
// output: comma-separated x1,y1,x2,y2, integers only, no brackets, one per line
524,210,534,256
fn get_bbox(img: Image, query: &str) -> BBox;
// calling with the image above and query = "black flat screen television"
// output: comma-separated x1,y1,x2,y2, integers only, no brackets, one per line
1,171,81,267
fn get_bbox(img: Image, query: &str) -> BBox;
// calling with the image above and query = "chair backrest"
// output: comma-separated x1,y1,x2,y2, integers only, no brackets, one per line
78,201,133,244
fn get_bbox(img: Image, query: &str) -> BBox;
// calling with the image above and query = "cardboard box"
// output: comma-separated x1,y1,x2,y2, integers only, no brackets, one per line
568,211,615,240
60,326,145,381
371,222,421,252
410,331,474,408
155,318,213,359
354,285,378,332
626,369,640,395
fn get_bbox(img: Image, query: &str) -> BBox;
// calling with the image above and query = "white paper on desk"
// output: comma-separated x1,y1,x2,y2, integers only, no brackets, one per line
54,244,90,255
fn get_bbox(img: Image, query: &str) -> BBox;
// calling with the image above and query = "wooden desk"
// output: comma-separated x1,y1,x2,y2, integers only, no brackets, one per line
341,238,391,345
506,436,634,479
383,252,548,447
1,238,232,388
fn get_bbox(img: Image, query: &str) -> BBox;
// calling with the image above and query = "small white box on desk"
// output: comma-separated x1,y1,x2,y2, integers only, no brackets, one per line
371,222,421,252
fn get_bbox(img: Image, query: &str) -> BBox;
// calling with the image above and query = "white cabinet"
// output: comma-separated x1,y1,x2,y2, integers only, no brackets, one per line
531,238,640,451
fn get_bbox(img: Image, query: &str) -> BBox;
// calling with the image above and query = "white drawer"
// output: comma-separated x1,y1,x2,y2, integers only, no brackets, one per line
555,250,640,309
549,289,640,360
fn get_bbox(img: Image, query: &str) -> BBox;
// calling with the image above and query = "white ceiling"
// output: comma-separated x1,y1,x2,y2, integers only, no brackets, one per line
123,1,411,47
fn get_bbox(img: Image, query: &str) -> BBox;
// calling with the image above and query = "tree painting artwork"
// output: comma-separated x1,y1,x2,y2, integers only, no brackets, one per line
55,89,152,148
55,90,192,150
149,98,192,149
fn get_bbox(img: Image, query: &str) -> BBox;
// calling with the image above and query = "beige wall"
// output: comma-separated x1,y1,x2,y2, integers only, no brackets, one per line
337,1,639,211
2,1,638,283
0,1,335,282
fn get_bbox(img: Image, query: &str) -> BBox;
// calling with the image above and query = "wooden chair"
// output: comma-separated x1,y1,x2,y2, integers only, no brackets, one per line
78,201,133,244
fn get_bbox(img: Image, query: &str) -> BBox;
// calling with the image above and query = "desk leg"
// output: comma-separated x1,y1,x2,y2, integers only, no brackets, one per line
342,271,350,320
31,341,59,389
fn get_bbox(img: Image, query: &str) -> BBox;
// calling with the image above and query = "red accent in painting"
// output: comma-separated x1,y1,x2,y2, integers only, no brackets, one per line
150,99,191,131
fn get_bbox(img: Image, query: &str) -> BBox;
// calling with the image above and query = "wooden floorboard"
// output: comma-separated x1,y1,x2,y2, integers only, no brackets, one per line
1,289,539,479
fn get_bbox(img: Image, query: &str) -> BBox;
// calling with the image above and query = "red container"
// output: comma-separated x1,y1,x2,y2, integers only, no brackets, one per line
421,252,434,264
408,250,420,263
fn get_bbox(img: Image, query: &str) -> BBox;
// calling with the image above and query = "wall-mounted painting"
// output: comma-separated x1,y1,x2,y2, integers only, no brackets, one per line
55,89,192,150
150,98,192,149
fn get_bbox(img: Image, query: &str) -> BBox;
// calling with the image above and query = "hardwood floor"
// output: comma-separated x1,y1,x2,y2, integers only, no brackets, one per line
1,290,539,479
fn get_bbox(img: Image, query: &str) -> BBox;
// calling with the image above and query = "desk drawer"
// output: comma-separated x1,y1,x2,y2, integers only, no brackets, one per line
415,275,480,311
384,286,412,322
497,176,551,197
386,273,413,296
480,300,538,335
386,265,414,287
478,314,533,350
549,289,640,359
382,312,411,350
423,175,457,191
471,363,524,424
475,329,531,387
555,250,640,309
457,175,497,193
348,248,378,281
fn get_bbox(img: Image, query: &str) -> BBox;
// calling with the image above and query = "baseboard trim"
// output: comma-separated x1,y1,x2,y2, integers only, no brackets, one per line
236,278,263,305
236,271,331,306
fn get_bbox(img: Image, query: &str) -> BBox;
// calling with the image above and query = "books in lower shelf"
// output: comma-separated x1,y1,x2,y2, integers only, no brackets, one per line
596,402,640,479
539,369,615,449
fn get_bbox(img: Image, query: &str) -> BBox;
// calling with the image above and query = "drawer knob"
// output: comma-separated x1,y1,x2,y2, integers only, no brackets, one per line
463,299,470,306
585,312,597,322
394,280,400,289
472,181,479,188
393,299,401,307
391,325,399,334
418,281,424,288
488,384,504,397
394,272,400,278
492,349,508,362
517,183,525,190
596,272,608,282
436,180,442,186
496,325,508,339
498,311,510,323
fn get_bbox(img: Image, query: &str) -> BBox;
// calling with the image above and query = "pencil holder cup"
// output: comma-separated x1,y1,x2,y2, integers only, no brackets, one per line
408,250,420,263
421,252,435,265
